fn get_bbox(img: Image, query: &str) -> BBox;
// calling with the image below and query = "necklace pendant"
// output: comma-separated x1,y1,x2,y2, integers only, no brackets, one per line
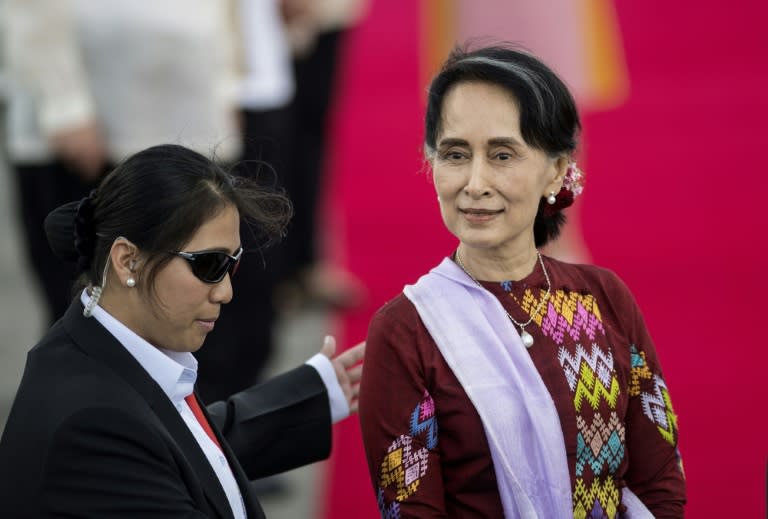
520,329,534,348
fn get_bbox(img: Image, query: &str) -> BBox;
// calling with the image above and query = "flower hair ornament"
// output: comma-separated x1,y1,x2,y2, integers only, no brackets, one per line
543,161,584,216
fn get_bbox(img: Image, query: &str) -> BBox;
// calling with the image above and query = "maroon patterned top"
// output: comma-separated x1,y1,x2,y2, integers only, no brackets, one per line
359,256,686,518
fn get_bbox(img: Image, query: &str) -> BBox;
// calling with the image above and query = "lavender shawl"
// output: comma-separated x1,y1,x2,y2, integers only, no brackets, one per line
404,258,653,518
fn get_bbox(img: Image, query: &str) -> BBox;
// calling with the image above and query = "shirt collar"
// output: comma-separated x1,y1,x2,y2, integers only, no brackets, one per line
80,290,198,403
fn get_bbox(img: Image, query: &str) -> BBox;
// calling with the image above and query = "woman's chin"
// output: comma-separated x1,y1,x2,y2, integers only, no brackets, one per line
457,236,506,251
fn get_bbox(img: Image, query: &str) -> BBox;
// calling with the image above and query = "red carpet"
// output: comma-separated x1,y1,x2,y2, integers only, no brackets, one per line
323,1,767,517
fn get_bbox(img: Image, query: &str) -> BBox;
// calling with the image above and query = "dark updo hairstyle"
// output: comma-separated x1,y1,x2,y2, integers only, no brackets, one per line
424,44,581,247
45,144,292,299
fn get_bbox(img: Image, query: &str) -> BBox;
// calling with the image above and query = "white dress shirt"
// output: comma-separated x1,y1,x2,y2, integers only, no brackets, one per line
82,291,247,518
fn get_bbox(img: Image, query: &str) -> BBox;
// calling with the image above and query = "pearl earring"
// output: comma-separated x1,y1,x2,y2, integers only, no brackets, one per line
126,277,136,288
547,192,557,205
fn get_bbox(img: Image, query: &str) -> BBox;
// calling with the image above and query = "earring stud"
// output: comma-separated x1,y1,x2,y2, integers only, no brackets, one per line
126,277,136,288
547,192,557,205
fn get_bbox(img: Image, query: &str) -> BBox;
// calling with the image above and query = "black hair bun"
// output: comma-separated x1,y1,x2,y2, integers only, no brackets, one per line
72,195,98,271
44,200,82,265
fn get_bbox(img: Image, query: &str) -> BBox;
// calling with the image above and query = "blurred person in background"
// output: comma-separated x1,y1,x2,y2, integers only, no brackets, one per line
196,0,370,409
195,0,297,407
197,0,371,408
359,45,685,518
3,0,243,327
0,144,364,517
4,0,312,416
274,0,368,310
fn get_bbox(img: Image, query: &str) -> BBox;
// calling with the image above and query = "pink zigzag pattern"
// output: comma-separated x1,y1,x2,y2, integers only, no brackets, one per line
542,300,605,345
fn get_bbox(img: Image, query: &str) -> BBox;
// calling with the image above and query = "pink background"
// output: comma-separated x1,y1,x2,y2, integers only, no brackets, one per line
322,1,768,517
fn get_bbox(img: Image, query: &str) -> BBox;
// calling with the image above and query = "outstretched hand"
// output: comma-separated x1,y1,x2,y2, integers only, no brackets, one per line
49,122,107,181
320,336,365,414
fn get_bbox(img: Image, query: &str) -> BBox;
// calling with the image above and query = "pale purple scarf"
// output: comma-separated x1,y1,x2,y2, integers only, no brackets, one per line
404,258,653,518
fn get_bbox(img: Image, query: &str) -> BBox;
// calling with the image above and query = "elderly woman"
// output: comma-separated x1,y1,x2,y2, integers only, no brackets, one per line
0,144,363,518
359,46,685,518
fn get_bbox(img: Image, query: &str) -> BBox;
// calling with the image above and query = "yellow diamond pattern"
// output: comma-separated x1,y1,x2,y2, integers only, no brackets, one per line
573,478,619,519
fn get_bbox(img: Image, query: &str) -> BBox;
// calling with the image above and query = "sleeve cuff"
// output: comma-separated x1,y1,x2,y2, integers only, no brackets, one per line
305,353,349,424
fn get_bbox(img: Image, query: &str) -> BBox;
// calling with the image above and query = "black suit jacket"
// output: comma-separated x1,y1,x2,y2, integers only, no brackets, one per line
0,300,332,518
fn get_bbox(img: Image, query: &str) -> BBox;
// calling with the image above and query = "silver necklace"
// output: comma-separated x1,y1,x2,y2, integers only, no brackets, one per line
455,250,551,348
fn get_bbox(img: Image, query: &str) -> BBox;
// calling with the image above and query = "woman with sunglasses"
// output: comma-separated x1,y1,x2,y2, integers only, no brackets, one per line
0,144,364,518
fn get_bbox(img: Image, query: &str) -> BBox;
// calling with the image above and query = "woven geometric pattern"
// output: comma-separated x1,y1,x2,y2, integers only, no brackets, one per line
573,361,621,412
573,478,620,519
511,289,606,345
559,343,615,392
376,488,401,519
545,291,622,518
628,344,653,397
376,488,400,519
640,375,679,445
559,343,620,412
575,413,626,477
379,434,429,502
377,391,439,507
409,390,437,449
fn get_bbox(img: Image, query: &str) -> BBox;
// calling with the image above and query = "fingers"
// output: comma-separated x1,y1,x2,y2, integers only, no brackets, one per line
320,336,364,415
345,361,363,415
320,335,336,359
335,341,365,368
345,364,363,385
50,122,107,180
347,381,361,414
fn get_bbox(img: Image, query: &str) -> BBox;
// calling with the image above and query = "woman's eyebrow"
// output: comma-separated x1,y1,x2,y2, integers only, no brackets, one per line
487,137,522,147
438,137,523,148
437,137,469,148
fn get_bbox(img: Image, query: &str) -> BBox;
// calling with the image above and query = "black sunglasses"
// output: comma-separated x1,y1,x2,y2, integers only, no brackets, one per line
171,247,243,284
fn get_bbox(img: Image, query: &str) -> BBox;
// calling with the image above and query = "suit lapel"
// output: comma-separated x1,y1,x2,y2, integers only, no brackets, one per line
62,301,236,519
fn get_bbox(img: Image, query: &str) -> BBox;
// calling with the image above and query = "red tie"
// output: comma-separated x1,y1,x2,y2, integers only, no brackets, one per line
184,394,222,449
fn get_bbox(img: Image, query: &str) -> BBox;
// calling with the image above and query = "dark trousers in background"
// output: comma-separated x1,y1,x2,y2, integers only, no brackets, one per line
194,242,279,403
14,161,102,326
284,29,342,275
197,31,344,403
195,105,294,404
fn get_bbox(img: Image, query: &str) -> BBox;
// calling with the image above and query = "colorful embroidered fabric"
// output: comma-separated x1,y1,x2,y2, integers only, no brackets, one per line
508,287,681,518
630,345,679,445
376,391,438,517
360,257,686,518
529,288,623,517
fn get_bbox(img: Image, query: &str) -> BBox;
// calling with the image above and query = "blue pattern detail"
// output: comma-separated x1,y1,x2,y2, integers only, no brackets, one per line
409,403,438,449
630,344,645,368
377,488,401,519
500,280,513,292
576,431,625,477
